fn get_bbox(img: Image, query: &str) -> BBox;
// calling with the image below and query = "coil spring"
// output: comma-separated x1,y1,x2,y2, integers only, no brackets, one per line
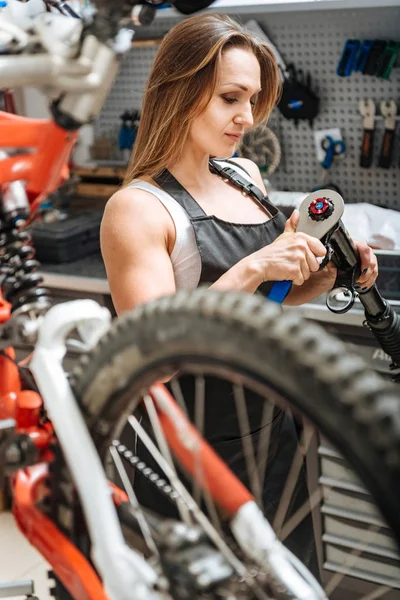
0,219,51,315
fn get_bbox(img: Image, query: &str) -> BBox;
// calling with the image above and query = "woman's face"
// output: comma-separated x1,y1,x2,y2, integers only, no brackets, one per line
188,47,261,158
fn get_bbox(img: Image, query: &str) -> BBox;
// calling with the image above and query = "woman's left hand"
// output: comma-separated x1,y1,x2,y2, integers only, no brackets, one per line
352,240,378,291
324,240,378,291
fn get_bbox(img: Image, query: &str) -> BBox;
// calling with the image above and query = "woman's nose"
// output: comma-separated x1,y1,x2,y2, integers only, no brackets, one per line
234,103,254,128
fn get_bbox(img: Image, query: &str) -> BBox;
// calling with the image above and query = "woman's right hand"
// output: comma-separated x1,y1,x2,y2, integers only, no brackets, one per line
250,210,327,286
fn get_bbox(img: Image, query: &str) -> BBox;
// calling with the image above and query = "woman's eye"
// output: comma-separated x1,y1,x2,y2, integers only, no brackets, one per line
223,97,237,104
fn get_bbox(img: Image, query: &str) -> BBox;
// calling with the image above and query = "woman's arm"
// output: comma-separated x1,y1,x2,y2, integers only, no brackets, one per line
283,269,335,305
101,188,177,315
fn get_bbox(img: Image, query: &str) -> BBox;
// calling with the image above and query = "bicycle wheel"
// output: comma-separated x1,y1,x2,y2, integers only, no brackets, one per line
54,289,400,599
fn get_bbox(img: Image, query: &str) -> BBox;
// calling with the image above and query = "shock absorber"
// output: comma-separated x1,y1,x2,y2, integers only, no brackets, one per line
0,173,51,317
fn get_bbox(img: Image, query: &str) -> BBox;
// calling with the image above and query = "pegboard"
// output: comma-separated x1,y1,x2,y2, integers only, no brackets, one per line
94,5,400,208
94,16,180,145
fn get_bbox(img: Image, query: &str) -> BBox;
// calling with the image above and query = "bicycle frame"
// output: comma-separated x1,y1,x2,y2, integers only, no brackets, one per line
0,4,326,598
0,294,324,600
0,111,77,216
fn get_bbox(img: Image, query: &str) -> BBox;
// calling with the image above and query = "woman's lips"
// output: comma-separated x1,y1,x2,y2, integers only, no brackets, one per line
225,133,241,142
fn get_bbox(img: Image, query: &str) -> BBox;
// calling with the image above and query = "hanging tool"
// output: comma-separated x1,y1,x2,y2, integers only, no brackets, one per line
278,65,320,128
378,99,397,169
359,99,376,168
320,135,346,170
238,125,281,177
312,129,345,192
355,40,373,73
336,39,360,77
362,40,387,76
118,110,138,162
376,41,400,80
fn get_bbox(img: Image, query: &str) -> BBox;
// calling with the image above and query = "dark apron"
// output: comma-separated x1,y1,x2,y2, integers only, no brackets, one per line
131,162,319,576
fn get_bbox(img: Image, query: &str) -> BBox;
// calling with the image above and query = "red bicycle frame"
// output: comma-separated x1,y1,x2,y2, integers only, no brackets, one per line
0,110,78,216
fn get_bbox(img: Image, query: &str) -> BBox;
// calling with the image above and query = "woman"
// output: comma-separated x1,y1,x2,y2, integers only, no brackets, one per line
101,13,377,576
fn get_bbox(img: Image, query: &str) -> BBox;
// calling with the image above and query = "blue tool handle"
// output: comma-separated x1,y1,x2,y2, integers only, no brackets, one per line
267,280,293,304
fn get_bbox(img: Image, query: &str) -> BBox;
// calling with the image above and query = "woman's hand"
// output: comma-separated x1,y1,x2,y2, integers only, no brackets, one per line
353,240,379,290
250,209,327,285
322,240,378,291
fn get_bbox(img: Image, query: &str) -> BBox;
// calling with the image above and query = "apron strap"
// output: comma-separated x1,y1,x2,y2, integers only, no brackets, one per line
209,159,279,217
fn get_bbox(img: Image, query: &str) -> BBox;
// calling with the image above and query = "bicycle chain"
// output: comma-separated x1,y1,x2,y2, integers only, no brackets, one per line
111,440,183,506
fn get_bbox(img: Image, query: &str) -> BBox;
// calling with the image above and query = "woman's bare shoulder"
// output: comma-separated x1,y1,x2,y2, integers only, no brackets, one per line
101,183,175,253
103,182,170,228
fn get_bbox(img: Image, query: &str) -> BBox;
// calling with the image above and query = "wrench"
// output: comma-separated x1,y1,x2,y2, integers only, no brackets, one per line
378,99,397,169
267,190,344,303
359,99,376,168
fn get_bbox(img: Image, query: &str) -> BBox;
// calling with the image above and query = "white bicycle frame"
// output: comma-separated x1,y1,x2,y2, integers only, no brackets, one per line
30,301,163,600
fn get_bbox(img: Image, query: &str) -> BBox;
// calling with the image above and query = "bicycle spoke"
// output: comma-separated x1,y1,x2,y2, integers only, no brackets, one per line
193,375,205,507
233,383,263,508
256,399,275,502
280,486,322,543
170,377,188,416
273,423,314,537
109,444,159,557
144,394,180,477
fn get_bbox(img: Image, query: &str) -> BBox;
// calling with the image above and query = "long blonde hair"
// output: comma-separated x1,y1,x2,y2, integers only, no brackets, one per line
124,14,281,185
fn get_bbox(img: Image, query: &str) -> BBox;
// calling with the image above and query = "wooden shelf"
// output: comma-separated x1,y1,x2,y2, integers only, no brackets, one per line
72,166,126,178
71,165,127,199
75,183,120,198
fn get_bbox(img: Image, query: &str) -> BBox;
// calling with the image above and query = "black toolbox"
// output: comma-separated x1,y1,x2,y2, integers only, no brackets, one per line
30,211,103,263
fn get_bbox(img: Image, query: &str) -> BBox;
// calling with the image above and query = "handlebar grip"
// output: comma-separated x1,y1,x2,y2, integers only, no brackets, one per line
267,281,292,304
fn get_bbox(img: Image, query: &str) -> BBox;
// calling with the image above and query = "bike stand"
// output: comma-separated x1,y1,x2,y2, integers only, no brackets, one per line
0,580,39,599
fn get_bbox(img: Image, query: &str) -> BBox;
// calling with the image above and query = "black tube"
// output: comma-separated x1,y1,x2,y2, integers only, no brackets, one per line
327,223,360,273
358,284,387,318
364,300,400,368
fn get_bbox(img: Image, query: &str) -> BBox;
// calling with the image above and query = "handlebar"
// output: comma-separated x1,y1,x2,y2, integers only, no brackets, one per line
325,221,400,369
